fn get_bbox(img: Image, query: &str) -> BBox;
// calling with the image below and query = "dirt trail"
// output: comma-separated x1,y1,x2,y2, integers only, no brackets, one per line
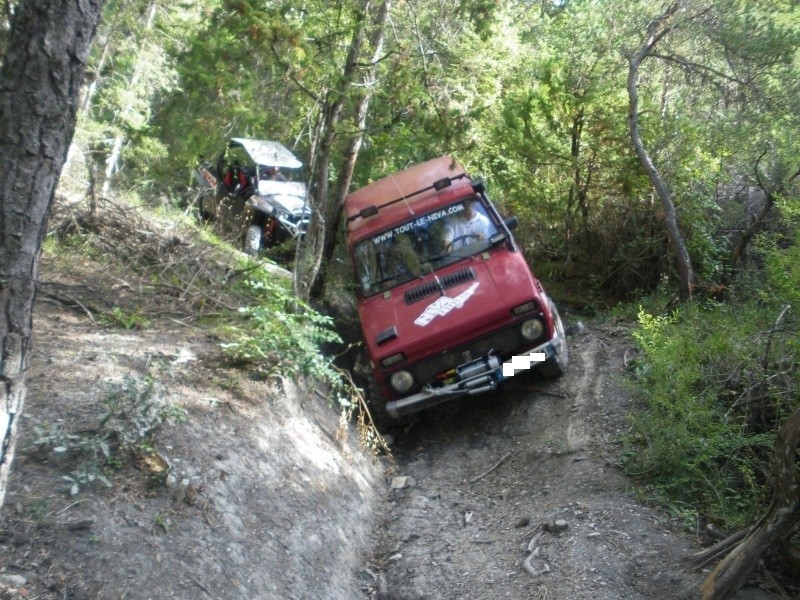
365,323,703,599
0,252,707,599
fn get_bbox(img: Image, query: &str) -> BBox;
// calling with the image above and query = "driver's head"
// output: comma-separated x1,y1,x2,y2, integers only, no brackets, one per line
463,199,477,219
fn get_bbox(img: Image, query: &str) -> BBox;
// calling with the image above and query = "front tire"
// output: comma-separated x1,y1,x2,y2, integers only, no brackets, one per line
244,224,262,256
539,299,568,378
196,192,213,222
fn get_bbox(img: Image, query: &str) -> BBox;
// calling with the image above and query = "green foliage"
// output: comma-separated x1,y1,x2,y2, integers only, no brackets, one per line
29,376,184,496
217,268,392,458
625,262,800,530
81,0,194,194
217,265,391,457
630,307,679,359
99,376,186,446
762,222,800,310
30,425,115,497
154,513,171,533
220,275,342,380
67,0,800,305
101,306,151,330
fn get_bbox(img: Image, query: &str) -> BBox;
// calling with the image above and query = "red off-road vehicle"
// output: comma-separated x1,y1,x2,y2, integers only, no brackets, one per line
345,156,568,418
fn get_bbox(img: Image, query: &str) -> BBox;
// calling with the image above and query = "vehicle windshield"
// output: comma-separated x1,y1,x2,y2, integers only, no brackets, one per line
353,197,499,296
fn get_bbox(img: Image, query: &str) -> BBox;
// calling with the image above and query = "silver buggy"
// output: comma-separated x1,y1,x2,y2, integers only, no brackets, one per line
195,138,311,255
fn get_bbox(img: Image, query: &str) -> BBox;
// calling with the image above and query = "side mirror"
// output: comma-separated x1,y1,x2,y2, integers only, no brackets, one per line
471,178,486,194
505,215,519,230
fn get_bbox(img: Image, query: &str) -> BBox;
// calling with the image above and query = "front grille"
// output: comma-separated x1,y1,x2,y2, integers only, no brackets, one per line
404,267,476,304
412,326,522,385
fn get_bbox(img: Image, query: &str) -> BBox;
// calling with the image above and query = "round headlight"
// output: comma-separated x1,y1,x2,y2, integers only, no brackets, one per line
520,318,544,341
390,370,415,393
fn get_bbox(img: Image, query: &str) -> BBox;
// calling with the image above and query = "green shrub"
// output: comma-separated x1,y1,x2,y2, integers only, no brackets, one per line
219,273,390,456
624,295,799,530
30,376,184,496
220,276,342,380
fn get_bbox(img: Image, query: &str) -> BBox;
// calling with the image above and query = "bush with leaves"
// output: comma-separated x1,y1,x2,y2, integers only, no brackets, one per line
625,259,799,530
29,376,184,496
220,277,341,379
219,274,390,457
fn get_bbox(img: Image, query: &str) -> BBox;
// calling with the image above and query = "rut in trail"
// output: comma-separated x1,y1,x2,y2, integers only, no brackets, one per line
364,323,700,600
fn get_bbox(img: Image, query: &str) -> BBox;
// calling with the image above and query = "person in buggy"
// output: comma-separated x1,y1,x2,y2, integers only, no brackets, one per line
260,166,286,182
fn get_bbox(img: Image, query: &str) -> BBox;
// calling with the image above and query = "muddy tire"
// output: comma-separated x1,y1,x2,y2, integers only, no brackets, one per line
539,299,569,378
244,224,262,256
196,192,212,223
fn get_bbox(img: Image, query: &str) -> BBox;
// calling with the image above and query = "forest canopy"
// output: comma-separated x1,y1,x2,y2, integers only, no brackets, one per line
51,0,798,303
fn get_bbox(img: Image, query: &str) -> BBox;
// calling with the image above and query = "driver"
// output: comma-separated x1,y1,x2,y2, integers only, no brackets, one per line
443,198,493,249
263,166,287,181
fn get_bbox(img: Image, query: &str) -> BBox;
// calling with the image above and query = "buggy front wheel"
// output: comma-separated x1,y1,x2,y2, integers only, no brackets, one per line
244,224,262,255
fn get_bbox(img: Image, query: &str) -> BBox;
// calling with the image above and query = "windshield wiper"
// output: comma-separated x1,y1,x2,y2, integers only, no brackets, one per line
371,273,402,287
422,249,475,267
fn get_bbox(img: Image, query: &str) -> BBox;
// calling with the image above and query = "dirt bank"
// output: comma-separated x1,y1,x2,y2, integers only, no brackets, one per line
0,263,383,599
1,249,710,599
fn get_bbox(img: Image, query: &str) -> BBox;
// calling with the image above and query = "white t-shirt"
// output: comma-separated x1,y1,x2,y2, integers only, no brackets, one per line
444,210,493,248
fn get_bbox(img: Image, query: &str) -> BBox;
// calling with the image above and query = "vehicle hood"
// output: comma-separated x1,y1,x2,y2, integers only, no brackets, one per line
258,180,306,198
267,194,309,216
359,253,538,364
257,181,309,215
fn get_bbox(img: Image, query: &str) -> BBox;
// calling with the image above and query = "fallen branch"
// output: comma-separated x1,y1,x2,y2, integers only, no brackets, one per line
698,403,800,599
38,289,96,324
469,451,512,484
523,548,550,578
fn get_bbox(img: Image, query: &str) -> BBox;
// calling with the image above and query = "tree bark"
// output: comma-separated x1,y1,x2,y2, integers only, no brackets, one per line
699,403,800,599
293,0,368,301
309,0,391,300
295,0,391,302
0,0,105,512
627,1,695,301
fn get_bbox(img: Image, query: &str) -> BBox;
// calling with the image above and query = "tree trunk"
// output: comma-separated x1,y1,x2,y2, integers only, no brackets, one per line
293,2,366,301
730,189,773,268
0,0,105,512
699,403,800,599
309,0,391,300
627,2,695,301
295,0,391,302
730,153,800,269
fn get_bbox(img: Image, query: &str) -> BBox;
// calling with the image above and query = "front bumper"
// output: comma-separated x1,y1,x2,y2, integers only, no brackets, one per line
385,338,560,418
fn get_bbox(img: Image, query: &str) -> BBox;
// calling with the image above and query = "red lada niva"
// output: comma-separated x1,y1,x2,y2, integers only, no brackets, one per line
345,156,568,418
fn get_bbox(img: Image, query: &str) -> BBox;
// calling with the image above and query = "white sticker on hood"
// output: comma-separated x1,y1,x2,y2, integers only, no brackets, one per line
414,282,480,327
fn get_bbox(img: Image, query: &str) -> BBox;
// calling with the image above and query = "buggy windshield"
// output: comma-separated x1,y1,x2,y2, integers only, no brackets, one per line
353,197,498,296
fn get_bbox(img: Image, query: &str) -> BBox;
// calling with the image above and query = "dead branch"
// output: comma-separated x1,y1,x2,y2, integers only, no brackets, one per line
698,404,800,599
762,304,791,371
469,451,513,484
690,528,749,571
